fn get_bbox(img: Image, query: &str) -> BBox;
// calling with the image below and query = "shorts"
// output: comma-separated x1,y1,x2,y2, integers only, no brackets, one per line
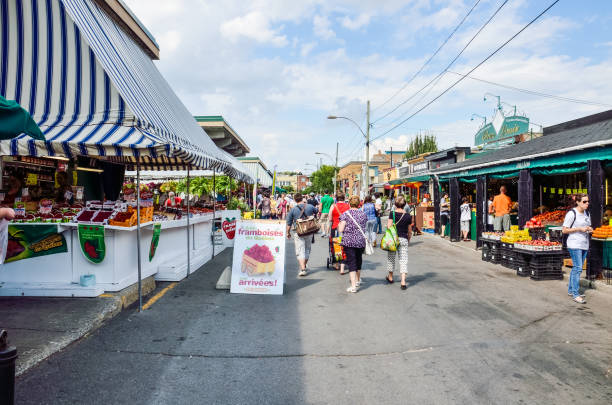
460,220,470,232
493,214,511,231
320,212,329,224
293,233,312,260
343,246,364,272
441,214,449,226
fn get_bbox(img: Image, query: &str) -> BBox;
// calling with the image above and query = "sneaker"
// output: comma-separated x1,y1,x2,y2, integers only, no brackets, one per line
568,293,586,297
355,280,361,287
346,286,358,293
299,270,307,277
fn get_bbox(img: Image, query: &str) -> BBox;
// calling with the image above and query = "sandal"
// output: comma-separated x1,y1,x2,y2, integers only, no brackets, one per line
573,296,586,304
385,276,394,284
400,284,407,290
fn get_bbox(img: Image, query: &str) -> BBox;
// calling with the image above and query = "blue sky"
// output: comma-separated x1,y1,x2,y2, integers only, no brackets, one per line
124,0,612,173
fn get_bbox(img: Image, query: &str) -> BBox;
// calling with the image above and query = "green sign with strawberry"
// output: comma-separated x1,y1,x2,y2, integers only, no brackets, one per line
78,224,106,264
149,223,161,261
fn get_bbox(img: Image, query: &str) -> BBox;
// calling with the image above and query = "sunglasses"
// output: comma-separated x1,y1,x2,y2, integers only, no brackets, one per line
581,200,589,204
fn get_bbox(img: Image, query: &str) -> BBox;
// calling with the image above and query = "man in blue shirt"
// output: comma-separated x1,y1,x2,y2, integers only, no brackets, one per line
286,193,318,276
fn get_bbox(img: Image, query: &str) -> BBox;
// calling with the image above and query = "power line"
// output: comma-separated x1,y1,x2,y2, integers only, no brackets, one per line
371,0,561,142
372,0,509,125
446,70,612,108
372,0,482,114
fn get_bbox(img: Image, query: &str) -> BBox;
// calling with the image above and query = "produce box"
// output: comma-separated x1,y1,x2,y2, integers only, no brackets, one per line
108,210,136,227
422,212,434,229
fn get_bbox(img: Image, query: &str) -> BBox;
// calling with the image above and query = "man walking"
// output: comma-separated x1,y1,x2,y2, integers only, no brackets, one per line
375,193,383,234
318,190,334,238
491,185,513,231
287,193,317,276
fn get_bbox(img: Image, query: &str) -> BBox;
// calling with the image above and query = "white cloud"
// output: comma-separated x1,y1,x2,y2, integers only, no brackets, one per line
300,42,317,57
157,30,182,53
220,12,288,47
340,13,371,30
313,15,336,40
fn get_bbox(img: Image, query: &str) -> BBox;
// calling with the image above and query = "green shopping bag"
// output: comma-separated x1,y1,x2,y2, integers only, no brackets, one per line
380,211,399,252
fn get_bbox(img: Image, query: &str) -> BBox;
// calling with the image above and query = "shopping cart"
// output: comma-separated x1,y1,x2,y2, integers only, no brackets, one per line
326,235,345,269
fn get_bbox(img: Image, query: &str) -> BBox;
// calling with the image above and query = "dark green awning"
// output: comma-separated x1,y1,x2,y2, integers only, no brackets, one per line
0,95,44,140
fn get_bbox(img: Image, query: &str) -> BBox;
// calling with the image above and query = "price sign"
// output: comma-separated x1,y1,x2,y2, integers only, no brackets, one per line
550,187,555,194
543,187,547,193
565,188,571,194
572,188,578,194
26,173,38,186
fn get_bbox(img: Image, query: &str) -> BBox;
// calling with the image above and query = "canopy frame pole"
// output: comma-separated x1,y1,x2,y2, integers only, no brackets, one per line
136,157,142,312
212,171,216,257
186,165,191,278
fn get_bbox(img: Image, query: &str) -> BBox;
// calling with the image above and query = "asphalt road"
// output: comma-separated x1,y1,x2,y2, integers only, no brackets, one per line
16,233,612,404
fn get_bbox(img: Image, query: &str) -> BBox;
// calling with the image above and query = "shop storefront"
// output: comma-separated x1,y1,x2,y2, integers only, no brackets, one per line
431,110,612,280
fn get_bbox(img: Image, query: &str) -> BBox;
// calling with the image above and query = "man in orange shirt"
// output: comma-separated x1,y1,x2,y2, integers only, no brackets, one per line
490,185,512,231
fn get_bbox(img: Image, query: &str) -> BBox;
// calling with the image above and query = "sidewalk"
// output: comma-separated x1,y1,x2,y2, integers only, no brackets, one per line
0,276,156,376
424,232,612,293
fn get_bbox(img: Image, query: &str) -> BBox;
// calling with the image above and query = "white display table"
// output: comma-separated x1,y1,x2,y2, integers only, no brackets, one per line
0,210,238,297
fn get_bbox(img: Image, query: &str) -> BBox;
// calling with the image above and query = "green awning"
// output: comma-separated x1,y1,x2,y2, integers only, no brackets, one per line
439,147,612,179
389,175,430,185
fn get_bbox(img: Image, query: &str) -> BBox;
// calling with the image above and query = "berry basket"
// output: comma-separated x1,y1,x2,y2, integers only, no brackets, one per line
528,227,546,240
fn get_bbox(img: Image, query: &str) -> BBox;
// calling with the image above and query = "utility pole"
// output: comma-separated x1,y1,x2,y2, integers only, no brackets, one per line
365,100,370,196
334,142,338,196
390,146,393,169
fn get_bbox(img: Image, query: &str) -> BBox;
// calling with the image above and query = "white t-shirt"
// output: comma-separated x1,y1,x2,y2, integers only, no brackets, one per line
563,209,591,250
487,200,494,224
460,203,471,221
375,197,382,208
440,197,449,214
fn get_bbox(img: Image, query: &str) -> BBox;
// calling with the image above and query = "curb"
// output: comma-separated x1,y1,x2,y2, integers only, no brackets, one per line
16,276,156,376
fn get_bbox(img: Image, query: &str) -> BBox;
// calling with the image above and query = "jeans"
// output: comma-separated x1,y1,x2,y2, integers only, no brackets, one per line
375,216,382,233
567,248,588,298
261,214,271,219
365,219,377,243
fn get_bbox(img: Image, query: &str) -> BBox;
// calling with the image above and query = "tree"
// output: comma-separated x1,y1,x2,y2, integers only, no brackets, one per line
405,133,438,159
307,164,337,194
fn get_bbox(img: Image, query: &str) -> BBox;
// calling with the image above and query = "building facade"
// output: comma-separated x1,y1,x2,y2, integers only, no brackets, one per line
237,157,273,187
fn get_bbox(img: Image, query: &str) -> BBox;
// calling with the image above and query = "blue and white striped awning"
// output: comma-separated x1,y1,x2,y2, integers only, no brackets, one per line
0,0,253,182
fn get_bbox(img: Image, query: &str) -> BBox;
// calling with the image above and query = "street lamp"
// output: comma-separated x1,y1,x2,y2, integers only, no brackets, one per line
471,113,487,126
315,149,338,195
328,101,371,196
483,92,502,110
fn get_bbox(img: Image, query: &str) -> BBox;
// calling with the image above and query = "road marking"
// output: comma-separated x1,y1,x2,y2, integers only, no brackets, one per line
142,283,177,310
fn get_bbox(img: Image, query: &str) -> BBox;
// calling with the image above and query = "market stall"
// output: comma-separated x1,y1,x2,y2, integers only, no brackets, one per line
0,0,253,299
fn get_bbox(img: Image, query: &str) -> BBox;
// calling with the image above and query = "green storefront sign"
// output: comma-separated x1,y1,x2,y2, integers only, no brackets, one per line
5,224,68,263
78,224,106,264
475,116,530,147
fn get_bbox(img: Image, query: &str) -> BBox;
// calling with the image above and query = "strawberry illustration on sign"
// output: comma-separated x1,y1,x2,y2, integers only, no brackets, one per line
222,217,236,239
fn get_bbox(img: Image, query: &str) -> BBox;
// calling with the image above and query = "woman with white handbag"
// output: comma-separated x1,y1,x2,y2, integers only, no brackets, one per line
338,196,370,293
385,196,412,290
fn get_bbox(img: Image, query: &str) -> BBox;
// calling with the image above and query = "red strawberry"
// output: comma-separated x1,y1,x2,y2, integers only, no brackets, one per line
222,217,236,239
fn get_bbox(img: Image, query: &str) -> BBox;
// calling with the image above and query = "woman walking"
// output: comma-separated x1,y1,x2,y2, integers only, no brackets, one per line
562,194,593,304
328,193,350,273
278,193,288,220
385,196,412,290
460,197,471,241
362,196,378,247
338,195,368,293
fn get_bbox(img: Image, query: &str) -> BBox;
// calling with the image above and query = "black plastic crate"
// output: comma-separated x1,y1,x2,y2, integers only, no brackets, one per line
481,246,491,262
490,252,501,264
530,268,564,280
529,254,564,271
528,227,547,240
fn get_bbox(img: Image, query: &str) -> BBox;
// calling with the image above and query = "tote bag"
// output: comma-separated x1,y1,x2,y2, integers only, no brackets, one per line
380,211,402,252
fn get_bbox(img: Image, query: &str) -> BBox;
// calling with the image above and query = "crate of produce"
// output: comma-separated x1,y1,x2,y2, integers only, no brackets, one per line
108,210,136,227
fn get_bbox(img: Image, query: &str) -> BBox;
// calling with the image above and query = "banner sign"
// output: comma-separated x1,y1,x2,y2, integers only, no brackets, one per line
78,224,106,264
5,224,68,263
149,223,161,261
230,220,286,295
475,116,529,148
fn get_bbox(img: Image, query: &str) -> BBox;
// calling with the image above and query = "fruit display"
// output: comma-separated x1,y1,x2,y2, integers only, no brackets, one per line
76,210,96,222
531,210,566,225
108,210,136,227
514,240,562,251
592,225,612,240
241,244,276,276
500,229,531,243
481,231,504,240
524,217,543,228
